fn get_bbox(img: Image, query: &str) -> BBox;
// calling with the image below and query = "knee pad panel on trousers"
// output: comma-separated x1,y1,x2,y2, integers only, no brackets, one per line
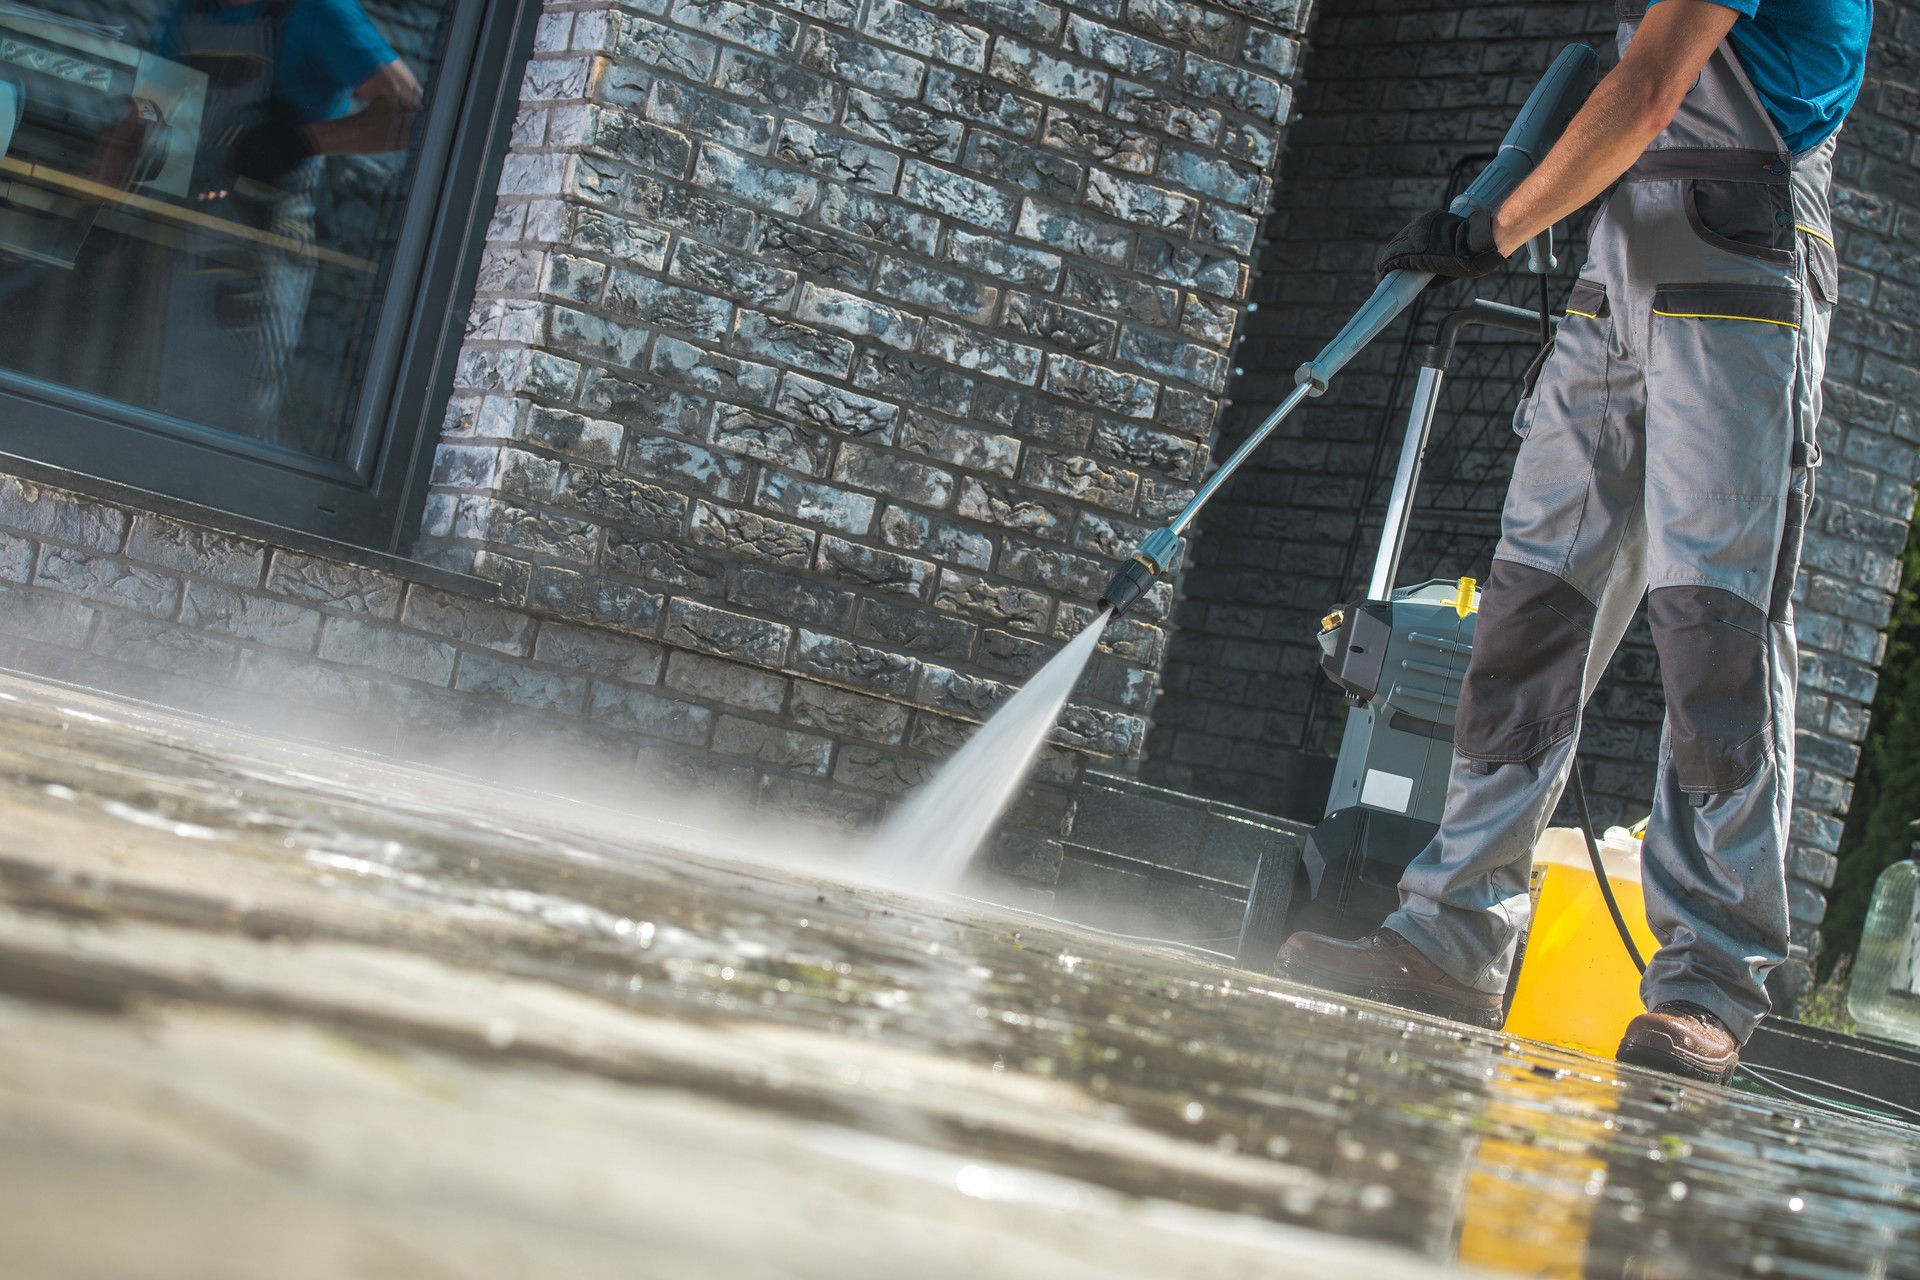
1648,585,1772,794
1455,560,1597,764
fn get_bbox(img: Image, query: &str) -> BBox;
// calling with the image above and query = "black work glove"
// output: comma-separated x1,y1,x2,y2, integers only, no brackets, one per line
1375,208,1508,283
231,113,315,186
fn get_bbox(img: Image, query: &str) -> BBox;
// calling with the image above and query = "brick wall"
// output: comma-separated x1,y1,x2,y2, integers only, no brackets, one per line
408,0,1310,873
1145,0,1920,1003
0,0,1311,896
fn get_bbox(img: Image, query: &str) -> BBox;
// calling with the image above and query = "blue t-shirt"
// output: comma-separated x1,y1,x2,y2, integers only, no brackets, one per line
164,0,398,124
1652,0,1873,152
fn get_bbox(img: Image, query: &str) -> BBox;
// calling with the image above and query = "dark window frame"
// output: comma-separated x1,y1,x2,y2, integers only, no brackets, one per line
0,0,540,557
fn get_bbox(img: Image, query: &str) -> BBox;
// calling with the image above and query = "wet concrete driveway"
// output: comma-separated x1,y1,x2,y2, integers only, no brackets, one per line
0,669,1914,1278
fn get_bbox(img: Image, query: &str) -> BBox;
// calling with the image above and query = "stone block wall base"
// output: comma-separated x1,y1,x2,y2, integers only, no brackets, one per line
0,476,1085,892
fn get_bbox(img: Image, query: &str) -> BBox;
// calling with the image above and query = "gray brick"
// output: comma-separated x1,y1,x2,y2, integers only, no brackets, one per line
874,256,997,321
940,228,1063,289
775,373,901,438
234,646,375,715
318,617,458,685
799,29,926,99
1015,199,1134,266
529,565,665,632
665,649,788,712
758,774,880,828
789,679,912,743
1086,170,1197,231
1002,292,1116,354
791,629,919,697
180,582,321,650
1135,236,1247,299
878,505,995,570
561,467,690,535
1117,326,1230,389
561,207,672,270
733,311,856,378
691,145,819,217
817,535,935,598
857,595,975,659
91,613,239,684
1041,107,1156,174
899,159,1019,230
649,336,780,405
898,413,1020,477
922,0,1062,41
0,530,31,583
990,41,1108,109
534,620,665,684
924,66,1044,137
589,681,714,744
1093,419,1204,480
730,566,859,628
456,650,589,714
1122,0,1237,55
955,477,1071,540
1000,542,1107,595
1179,56,1285,121
757,471,878,533
840,89,964,162
1064,15,1179,80
0,476,126,551
854,350,978,412
756,217,876,287
604,530,728,592
712,405,835,474
796,284,922,350
626,435,753,502
0,581,95,646
125,517,265,587
609,13,718,79
1108,80,1222,146
34,546,177,618
963,133,1084,203
668,0,800,56
917,318,1044,385
1043,354,1159,418
716,49,840,122
545,307,649,365
688,499,816,566
585,107,695,175
834,442,957,508
456,498,600,563
604,268,735,340
713,715,832,773
917,662,1011,720
402,586,535,655
525,406,621,465
1021,449,1140,512
933,568,1052,631
864,0,990,70
263,552,404,616
775,121,901,191
626,175,757,248
1157,147,1265,208
1059,263,1179,325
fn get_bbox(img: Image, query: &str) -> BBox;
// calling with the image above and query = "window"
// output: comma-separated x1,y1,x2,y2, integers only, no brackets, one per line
0,0,534,550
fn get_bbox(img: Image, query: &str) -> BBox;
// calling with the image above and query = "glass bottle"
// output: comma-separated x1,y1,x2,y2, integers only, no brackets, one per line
1848,860,1920,1047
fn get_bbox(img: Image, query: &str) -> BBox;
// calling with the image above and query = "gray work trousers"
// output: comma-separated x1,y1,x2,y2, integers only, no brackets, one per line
1385,123,1839,1043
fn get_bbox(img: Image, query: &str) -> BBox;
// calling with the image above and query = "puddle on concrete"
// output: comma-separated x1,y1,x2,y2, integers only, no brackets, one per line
0,669,1914,1278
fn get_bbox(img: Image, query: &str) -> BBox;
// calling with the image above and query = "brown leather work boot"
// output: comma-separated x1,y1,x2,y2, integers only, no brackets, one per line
1616,1000,1740,1084
1275,927,1505,1029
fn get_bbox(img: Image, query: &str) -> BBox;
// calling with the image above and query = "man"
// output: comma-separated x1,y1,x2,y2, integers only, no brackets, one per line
1278,0,1873,1084
157,0,422,445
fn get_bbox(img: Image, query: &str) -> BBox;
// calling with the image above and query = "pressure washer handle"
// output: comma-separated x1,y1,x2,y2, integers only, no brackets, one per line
1294,42,1598,393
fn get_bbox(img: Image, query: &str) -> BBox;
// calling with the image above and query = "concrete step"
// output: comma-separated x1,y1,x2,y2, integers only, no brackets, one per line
1049,771,1312,951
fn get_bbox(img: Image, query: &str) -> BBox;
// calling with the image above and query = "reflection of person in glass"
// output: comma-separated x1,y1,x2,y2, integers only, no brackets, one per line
160,0,420,442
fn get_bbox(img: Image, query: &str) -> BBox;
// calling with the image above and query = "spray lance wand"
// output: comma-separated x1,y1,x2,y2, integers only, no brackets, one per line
1095,43,1600,617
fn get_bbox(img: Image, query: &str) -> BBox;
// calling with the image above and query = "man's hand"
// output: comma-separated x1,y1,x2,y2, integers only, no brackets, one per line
1488,0,1739,255
1376,207,1508,282
305,58,425,158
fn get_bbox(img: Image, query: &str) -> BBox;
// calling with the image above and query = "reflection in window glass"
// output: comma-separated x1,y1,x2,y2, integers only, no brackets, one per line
0,0,451,461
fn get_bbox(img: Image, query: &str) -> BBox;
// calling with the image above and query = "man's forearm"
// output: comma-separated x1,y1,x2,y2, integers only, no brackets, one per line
303,59,424,158
1490,0,1738,255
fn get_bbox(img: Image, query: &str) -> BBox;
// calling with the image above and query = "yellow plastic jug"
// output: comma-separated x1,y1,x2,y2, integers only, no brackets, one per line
1503,827,1659,1058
